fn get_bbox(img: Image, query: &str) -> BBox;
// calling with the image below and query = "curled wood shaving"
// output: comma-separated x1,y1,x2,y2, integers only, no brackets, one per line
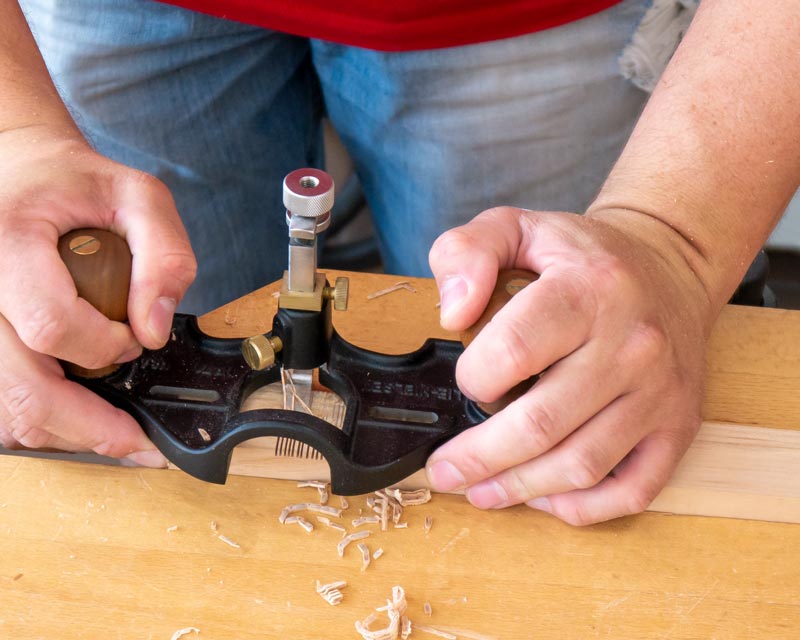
218,534,241,548
424,516,433,533
358,542,371,571
352,515,380,527
316,579,347,606
373,548,384,560
354,586,407,640
197,428,212,443
366,281,417,300
170,627,200,640
279,503,342,523
394,522,408,529
339,496,350,510
401,617,412,640
284,515,314,533
388,488,432,507
338,531,371,558
362,613,378,628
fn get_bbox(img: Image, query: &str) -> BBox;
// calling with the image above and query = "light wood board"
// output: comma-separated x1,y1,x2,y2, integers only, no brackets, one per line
1,455,799,639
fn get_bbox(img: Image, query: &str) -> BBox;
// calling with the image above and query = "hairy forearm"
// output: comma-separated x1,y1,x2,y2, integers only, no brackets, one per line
589,0,800,309
0,0,78,133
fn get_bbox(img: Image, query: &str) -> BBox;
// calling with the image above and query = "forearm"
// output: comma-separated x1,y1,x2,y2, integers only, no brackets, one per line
0,0,79,134
588,0,800,310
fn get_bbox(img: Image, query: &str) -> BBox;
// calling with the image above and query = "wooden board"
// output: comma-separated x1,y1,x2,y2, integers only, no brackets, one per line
1,455,799,640
193,271,800,523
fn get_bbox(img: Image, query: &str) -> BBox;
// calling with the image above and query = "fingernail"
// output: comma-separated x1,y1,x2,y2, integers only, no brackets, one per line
527,497,551,513
148,297,176,345
426,460,466,492
438,276,467,324
124,449,168,468
114,345,143,364
466,480,508,509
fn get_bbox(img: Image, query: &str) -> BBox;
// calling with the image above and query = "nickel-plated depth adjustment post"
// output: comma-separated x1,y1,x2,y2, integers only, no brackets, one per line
241,168,350,402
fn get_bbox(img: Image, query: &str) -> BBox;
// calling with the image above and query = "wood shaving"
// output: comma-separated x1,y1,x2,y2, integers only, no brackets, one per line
424,516,433,533
371,491,397,531
414,625,457,639
298,480,330,505
352,515,380,527
338,531,371,558
373,548,384,560
281,368,315,415
279,503,342,523
358,542,371,571
339,496,350,510
316,579,347,606
362,613,378,628
424,603,433,616
210,521,218,532
298,480,329,489
388,488,432,507
380,496,389,531
166,525,179,533
217,534,241,548
354,585,407,640
316,516,347,535
394,522,408,529
366,281,417,300
170,628,200,640
401,617,412,640
197,428,211,443
283,515,314,533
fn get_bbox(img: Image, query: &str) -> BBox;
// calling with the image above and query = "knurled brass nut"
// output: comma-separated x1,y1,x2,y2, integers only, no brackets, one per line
324,277,349,311
241,334,283,371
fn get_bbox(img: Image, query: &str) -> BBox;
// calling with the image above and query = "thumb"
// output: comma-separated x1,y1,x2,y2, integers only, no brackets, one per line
112,172,197,349
428,207,528,331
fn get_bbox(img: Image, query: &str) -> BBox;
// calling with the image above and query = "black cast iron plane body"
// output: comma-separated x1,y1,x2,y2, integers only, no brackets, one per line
71,311,484,495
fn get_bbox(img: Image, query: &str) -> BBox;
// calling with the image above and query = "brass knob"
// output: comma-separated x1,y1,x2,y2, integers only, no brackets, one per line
241,334,283,371
324,277,349,311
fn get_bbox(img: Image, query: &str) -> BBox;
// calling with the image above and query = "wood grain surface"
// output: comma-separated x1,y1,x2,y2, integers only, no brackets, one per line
1,270,799,639
1,456,799,639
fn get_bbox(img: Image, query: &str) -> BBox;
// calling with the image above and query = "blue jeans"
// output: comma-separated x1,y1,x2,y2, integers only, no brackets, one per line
21,0,649,313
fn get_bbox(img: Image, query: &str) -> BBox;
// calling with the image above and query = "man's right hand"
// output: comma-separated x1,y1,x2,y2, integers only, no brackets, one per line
0,126,196,464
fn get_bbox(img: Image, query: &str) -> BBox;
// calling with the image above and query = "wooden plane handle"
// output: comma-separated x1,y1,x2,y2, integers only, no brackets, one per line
57,228,132,378
459,269,540,415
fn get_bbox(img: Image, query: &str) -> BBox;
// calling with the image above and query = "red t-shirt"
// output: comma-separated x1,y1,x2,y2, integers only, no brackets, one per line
158,1,623,51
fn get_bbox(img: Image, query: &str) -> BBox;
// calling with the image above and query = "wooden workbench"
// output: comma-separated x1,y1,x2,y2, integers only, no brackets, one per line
2,271,799,639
